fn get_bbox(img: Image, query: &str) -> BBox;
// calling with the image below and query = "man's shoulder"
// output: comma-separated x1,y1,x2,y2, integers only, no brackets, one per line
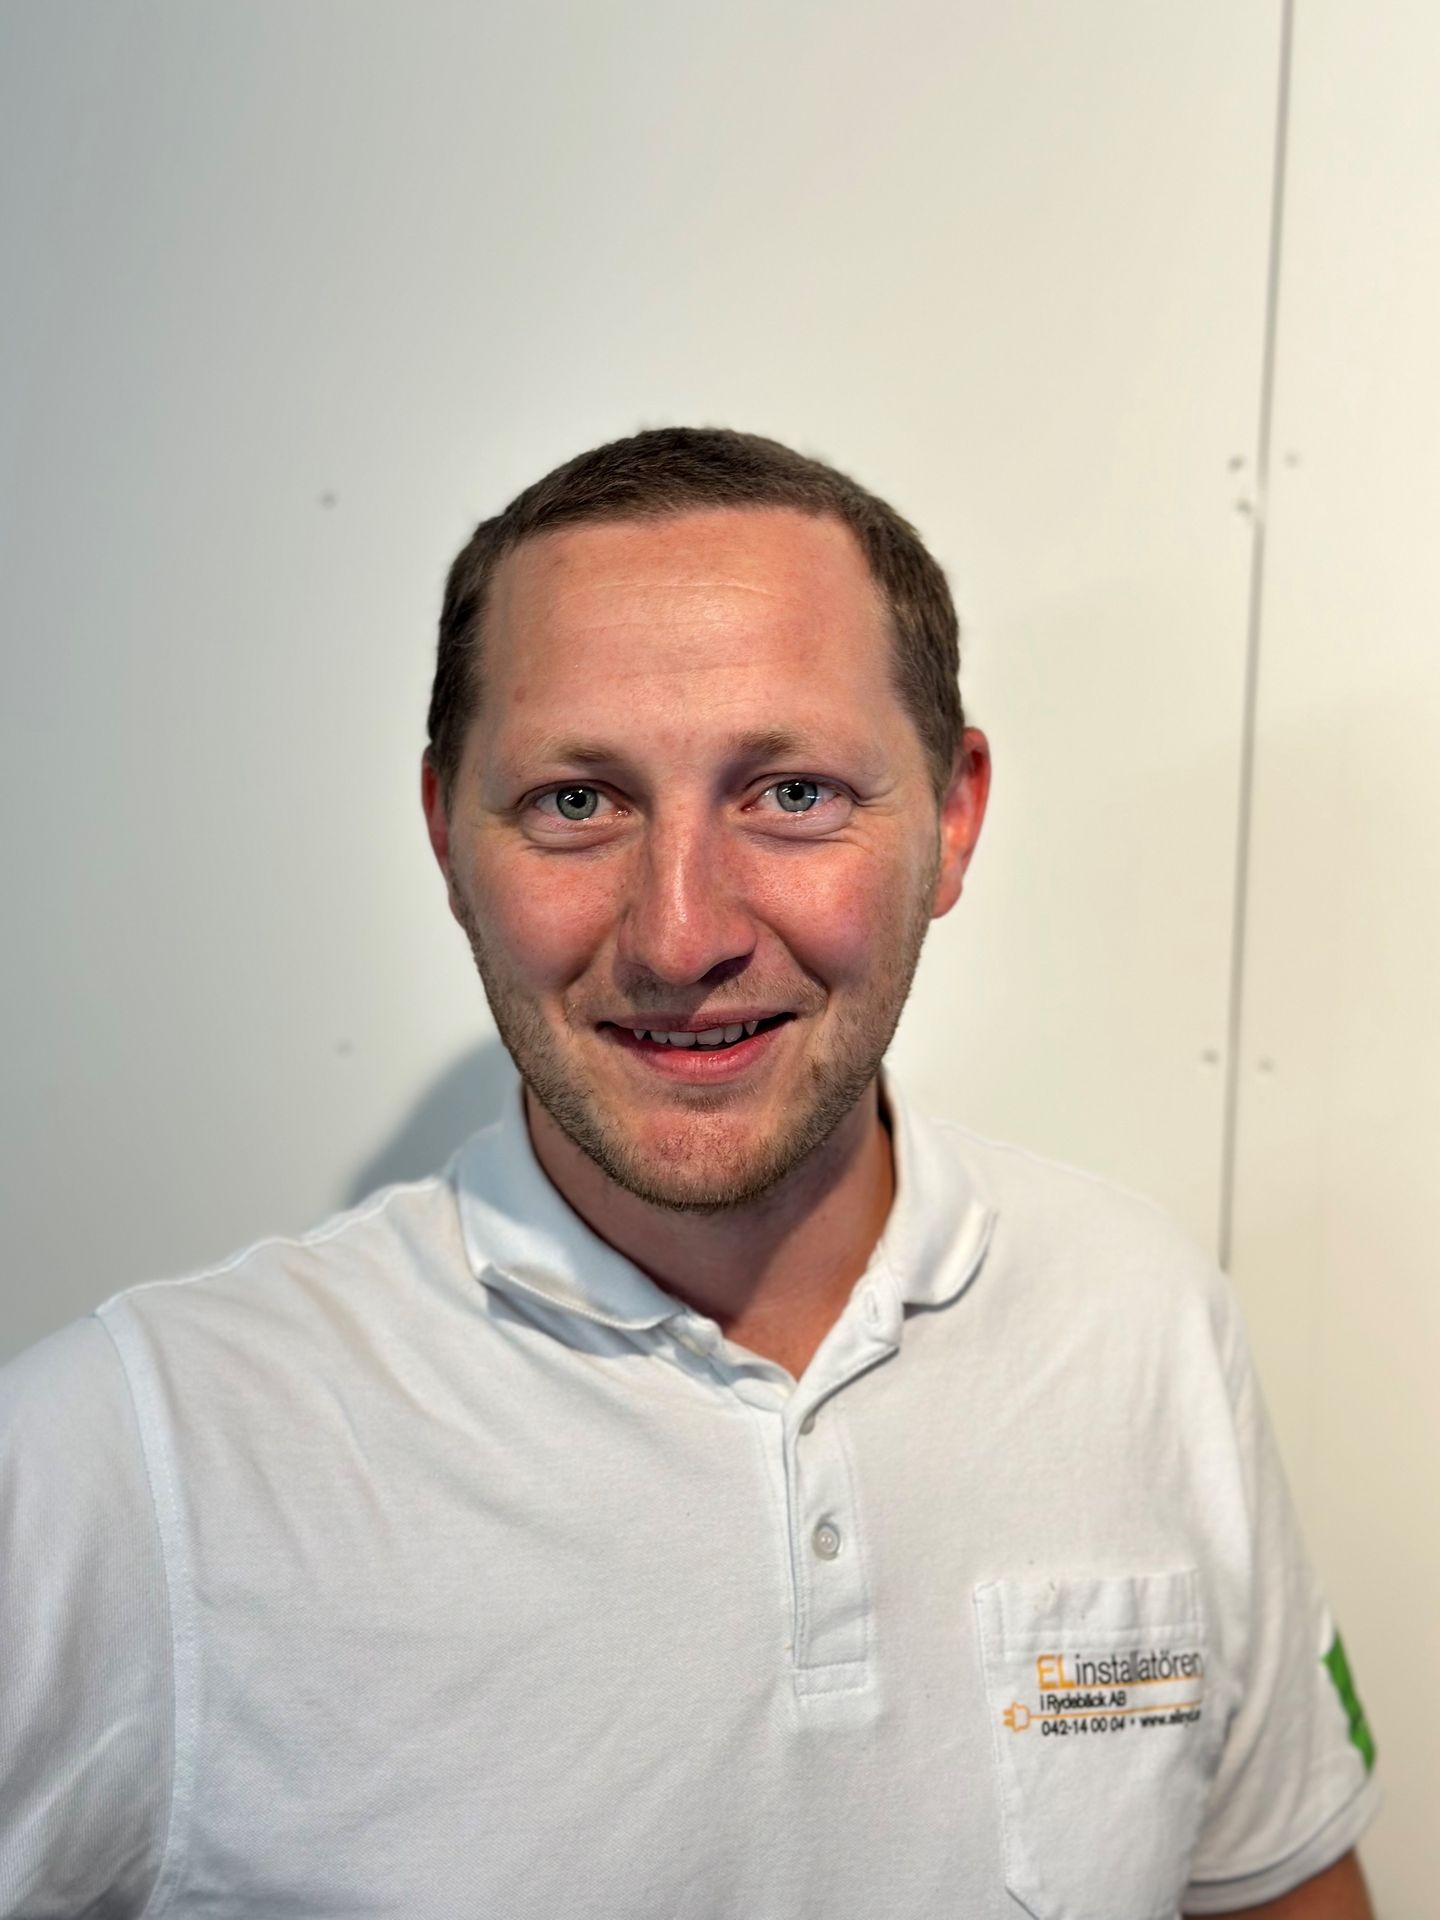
86,1159,473,1366
0,1312,134,1453
930,1110,1191,1231
918,1106,1234,1328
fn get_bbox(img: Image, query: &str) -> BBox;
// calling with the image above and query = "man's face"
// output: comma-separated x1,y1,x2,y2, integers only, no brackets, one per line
424,506,988,1211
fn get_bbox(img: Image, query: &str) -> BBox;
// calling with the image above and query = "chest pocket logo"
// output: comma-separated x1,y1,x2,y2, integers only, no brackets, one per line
973,1569,1220,1920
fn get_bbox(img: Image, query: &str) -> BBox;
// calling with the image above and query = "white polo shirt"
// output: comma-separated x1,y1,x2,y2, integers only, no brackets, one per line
1,1073,1378,1918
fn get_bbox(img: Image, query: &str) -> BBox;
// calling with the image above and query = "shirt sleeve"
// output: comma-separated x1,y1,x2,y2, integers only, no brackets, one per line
0,1315,172,1919
1181,1298,1380,1912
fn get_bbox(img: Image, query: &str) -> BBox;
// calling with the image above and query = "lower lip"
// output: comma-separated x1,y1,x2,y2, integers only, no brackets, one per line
600,1020,792,1081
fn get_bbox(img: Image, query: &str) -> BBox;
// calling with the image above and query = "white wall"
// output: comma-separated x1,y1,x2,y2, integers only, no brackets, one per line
0,1,1429,1907
1227,3,1440,1906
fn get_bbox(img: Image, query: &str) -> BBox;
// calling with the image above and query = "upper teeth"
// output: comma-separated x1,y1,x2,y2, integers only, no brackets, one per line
633,1020,762,1047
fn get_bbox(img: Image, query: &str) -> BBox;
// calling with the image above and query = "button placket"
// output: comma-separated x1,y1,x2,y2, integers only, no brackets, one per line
787,1403,870,1682
781,1274,903,1692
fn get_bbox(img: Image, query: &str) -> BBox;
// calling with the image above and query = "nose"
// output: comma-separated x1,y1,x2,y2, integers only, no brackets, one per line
615,809,757,987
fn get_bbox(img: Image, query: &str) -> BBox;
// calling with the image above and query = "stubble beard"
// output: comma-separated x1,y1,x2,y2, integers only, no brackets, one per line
453,870,937,1214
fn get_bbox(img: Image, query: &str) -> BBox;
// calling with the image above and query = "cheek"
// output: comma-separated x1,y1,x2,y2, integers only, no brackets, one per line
751,852,906,978
471,850,614,983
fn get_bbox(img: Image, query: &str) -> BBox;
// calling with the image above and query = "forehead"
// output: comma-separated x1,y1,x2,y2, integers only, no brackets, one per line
470,510,913,787
478,507,899,738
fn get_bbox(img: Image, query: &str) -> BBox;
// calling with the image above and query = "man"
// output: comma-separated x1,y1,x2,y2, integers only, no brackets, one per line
2,428,1378,1916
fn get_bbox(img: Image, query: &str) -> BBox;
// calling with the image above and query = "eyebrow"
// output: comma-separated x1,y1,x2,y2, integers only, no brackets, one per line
522,728,819,771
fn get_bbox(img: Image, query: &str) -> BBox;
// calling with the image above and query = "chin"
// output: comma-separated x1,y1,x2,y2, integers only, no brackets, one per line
587,1107,795,1213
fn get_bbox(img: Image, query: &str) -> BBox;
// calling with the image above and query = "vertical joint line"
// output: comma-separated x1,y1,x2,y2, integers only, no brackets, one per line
1219,0,1295,1271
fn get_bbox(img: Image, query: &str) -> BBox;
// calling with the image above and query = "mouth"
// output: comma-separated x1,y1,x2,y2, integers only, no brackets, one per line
597,1011,796,1079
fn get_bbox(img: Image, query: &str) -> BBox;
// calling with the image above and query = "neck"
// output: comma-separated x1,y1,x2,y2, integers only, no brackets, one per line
523,1080,896,1379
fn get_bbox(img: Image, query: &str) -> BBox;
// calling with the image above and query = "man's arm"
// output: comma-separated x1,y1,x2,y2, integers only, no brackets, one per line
1187,1848,1374,1920
1178,1275,1381,1910
0,1316,170,1915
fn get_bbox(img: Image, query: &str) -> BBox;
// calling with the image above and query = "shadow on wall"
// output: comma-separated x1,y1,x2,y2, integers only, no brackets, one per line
343,1037,516,1206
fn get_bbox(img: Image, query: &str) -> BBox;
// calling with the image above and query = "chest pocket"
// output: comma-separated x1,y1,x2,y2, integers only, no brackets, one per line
973,1569,1220,1920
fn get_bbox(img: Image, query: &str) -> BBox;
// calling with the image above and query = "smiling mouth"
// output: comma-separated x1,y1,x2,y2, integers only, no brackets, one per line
601,1012,795,1053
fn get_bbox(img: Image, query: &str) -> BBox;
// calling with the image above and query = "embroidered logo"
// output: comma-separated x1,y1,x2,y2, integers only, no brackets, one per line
1001,1646,1205,1740
1322,1631,1376,1772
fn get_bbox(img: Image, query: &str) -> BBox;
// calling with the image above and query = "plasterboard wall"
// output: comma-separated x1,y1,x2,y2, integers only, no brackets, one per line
1226,5,1440,1910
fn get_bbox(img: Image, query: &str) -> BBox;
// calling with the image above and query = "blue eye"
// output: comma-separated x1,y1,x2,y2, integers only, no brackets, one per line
775,779,821,813
553,786,599,821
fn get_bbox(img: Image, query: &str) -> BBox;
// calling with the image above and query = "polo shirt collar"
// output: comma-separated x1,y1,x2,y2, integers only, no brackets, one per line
875,1070,997,1311
455,1077,677,1330
455,1069,996,1329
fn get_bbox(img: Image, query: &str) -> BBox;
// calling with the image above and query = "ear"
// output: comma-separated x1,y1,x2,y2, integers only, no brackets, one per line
931,727,991,919
421,752,465,925
421,751,451,872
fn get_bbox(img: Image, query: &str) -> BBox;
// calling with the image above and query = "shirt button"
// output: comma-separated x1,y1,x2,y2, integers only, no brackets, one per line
812,1521,842,1561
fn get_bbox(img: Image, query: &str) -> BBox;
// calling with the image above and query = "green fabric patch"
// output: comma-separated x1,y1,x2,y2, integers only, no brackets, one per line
1323,1631,1376,1772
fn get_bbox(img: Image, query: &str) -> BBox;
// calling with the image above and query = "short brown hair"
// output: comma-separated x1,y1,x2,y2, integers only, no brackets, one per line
427,426,965,804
